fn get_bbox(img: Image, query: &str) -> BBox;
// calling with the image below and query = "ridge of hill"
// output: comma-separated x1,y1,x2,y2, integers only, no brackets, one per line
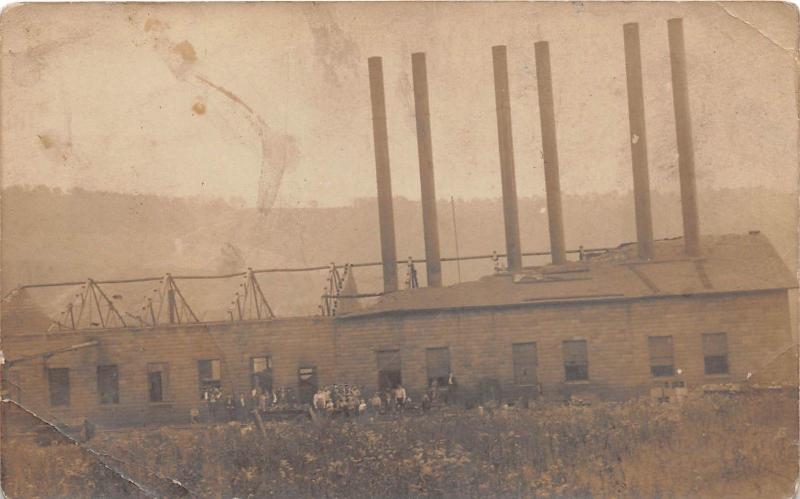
2,185,796,317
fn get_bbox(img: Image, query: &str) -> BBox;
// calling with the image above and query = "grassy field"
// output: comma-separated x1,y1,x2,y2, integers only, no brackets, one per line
3,391,797,498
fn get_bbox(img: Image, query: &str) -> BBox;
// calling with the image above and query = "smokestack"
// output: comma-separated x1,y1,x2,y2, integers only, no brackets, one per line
491,45,523,272
623,23,655,260
534,41,567,265
411,52,442,287
367,56,399,292
668,18,701,256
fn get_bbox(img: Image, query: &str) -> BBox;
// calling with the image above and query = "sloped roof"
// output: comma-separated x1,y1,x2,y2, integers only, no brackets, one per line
342,232,797,318
1,288,55,336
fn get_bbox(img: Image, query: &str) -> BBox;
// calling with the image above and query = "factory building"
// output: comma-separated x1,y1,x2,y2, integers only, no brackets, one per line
1,18,796,427
1,233,796,427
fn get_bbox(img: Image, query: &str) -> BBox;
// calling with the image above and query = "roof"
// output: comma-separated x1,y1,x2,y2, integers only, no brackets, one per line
342,232,797,318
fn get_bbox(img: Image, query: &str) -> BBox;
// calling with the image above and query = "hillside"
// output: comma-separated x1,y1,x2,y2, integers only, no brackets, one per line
1,185,796,318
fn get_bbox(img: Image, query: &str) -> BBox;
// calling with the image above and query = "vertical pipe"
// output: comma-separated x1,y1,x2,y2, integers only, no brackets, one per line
668,18,701,256
367,56,399,292
491,45,523,272
68,302,75,329
450,196,462,283
411,52,442,287
534,41,567,265
623,23,655,260
167,289,176,324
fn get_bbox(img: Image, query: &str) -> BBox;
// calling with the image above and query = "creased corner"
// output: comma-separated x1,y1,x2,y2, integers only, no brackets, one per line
715,2,796,54
1,398,192,498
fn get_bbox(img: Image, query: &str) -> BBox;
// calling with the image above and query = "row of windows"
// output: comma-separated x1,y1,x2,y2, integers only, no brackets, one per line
647,332,729,377
47,357,273,407
45,333,730,407
375,333,729,388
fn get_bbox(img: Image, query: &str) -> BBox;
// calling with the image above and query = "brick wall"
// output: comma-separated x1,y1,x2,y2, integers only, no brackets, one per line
2,290,793,427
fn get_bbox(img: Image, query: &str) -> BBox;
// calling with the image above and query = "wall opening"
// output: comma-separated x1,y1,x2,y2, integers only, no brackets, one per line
563,340,589,381
47,367,70,407
512,342,538,386
426,347,451,387
251,356,273,393
703,332,729,375
147,363,169,402
648,336,675,377
198,359,221,399
376,349,402,390
97,365,119,405
298,366,318,404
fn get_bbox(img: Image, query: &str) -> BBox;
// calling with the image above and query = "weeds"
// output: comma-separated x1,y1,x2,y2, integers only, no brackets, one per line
4,391,797,498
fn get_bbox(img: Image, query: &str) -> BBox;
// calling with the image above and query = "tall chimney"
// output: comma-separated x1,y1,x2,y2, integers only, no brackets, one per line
623,23,655,260
668,18,701,256
411,52,442,287
368,56,399,292
534,41,567,265
491,45,523,272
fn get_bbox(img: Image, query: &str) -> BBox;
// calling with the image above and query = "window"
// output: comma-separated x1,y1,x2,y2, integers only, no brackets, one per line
97,365,119,404
198,359,221,399
703,333,729,375
47,368,70,407
147,363,169,402
251,356,273,393
563,340,588,381
648,336,675,377
426,347,451,387
512,342,538,385
376,350,402,390
297,366,317,404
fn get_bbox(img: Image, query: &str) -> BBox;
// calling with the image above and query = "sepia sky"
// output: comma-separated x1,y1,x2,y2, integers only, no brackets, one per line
1,2,797,209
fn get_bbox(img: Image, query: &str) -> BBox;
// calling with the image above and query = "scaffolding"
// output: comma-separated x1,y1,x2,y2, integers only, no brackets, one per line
320,263,346,317
51,279,126,330
228,269,275,322
15,246,613,331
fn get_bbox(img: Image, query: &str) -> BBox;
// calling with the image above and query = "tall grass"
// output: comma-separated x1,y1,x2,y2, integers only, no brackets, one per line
4,391,797,498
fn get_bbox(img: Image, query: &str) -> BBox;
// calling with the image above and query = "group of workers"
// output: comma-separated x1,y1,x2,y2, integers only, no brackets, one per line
311,373,458,417
193,385,303,423
191,373,460,423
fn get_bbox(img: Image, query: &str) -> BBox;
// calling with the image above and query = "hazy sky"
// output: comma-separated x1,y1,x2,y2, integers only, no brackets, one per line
1,2,797,209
